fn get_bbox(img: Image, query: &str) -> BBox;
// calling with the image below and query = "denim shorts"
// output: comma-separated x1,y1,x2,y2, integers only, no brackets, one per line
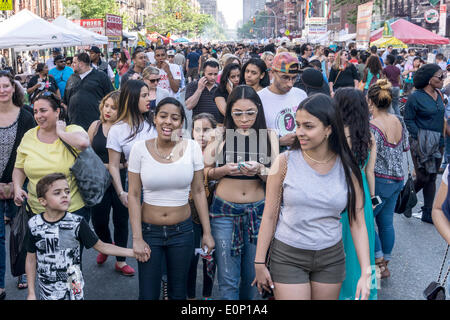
269,239,346,284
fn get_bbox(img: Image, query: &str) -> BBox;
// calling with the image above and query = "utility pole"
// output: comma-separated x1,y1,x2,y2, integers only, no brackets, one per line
266,6,278,37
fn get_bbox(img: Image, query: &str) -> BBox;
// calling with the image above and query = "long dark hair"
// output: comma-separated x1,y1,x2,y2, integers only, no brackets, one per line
223,85,272,158
224,85,268,131
116,80,152,141
291,93,364,224
219,63,241,93
333,88,372,166
240,58,270,88
365,55,383,78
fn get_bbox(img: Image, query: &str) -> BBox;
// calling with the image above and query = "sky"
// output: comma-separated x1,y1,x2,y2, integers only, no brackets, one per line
217,0,243,30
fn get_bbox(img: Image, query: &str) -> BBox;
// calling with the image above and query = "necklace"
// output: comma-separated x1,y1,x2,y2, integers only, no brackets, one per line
154,139,177,160
303,150,335,164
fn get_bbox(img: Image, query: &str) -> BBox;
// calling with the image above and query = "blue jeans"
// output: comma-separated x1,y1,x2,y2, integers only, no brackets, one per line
138,217,194,300
210,196,264,300
373,177,403,261
0,200,17,289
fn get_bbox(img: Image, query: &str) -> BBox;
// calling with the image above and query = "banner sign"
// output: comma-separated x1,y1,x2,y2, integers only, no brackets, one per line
0,0,13,11
439,4,447,36
105,14,122,42
305,17,327,36
356,1,374,49
75,19,105,35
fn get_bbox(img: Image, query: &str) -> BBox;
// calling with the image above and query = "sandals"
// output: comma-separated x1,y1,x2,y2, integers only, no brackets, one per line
17,274,28,290
375,258,391,279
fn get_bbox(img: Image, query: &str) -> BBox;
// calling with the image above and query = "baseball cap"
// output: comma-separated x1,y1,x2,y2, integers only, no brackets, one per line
167,50,175,56
89,46,101,54
272,52,300,74
52,48,61,53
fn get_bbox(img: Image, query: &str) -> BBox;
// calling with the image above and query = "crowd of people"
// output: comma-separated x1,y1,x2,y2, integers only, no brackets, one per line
0,39,450,301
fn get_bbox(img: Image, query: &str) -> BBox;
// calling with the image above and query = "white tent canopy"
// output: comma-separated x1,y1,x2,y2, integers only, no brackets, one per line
0,9,82,50
52,16,108,46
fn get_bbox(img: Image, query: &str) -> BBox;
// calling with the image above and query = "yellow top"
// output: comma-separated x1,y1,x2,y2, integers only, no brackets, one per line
15,125,86,214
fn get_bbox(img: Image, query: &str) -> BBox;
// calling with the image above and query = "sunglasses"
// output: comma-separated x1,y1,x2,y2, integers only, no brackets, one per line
434,74,445,81
147,78,160,83
33,91,61,104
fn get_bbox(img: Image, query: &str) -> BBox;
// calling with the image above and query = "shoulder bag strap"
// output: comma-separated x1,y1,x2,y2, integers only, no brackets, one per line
437,244,450,285
61,139,78,160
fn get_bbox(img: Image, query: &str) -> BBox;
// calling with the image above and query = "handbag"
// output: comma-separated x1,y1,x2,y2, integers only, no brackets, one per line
394,154,417,217
423,244,450,300
9,201,32,277
61,140,111,208
262,152,289,299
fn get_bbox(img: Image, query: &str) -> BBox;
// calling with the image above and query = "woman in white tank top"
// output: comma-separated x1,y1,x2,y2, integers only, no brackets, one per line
253,93,372,300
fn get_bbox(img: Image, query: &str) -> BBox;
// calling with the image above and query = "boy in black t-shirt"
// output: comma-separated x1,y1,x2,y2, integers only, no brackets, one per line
25,173,144,300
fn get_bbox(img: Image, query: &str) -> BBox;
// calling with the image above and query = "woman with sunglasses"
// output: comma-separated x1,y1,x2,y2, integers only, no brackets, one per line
328,50,359,97
142,66,170,114
204,85,279,300
404,64,446,224
0,71,35,296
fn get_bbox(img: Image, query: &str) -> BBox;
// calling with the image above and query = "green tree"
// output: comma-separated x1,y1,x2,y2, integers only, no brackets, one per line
146,0,213,36
238,11,269,39
62,0,134,29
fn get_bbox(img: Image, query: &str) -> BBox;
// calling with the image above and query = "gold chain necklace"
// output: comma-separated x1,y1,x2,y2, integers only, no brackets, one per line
154,139,177,160
303,150,335,164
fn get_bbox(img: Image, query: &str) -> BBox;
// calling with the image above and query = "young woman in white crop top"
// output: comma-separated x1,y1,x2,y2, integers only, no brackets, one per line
253,93,371,300
107,80,157,208
127,97,214,300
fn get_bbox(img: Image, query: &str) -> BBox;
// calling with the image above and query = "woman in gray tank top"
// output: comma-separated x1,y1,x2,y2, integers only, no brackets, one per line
253,94,372,300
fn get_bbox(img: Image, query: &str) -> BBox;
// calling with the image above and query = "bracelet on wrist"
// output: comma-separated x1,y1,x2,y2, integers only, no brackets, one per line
254,261,266,265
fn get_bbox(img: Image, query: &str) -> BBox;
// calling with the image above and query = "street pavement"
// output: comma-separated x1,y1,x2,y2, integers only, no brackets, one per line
3,146,449,300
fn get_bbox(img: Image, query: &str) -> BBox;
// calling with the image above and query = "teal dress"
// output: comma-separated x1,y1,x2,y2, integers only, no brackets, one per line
339,156,377,300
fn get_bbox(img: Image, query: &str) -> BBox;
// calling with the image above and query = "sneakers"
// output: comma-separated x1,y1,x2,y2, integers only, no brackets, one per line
114,263,136,276
375,258,390,279
96,253,108,265
411,208,422,219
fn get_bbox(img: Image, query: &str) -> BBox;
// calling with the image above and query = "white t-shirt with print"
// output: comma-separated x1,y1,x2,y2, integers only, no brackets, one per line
157,62,182,97
106,120,157,161
258,87,307,137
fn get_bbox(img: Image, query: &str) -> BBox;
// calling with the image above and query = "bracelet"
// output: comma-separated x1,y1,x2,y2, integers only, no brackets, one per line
254,261,266,265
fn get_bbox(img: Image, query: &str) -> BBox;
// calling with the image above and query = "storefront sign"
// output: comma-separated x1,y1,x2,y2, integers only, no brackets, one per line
425,9,439,24
356,1,374,49
75,19,105,35
105,14,122,42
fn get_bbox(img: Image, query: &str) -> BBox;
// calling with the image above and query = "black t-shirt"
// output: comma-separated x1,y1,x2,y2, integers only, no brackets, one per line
186,81,224,123
328,64,359,90
214,86,229,101
27,75,59,101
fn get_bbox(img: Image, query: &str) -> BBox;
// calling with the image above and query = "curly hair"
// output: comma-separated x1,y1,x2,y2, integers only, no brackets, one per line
333,88,372,166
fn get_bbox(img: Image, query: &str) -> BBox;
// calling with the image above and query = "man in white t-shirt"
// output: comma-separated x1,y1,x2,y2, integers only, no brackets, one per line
154,46,181,97
258,52,307,148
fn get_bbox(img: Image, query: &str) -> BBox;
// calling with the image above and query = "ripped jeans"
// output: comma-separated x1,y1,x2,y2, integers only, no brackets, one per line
209,195,264,300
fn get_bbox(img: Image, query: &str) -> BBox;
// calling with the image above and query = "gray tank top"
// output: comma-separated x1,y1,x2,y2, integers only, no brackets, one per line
275,150,348,250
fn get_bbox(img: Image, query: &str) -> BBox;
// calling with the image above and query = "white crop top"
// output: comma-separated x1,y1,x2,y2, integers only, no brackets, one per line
128,139,204,206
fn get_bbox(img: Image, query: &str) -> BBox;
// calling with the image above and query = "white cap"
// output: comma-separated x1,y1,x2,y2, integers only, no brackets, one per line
167,50,175,56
